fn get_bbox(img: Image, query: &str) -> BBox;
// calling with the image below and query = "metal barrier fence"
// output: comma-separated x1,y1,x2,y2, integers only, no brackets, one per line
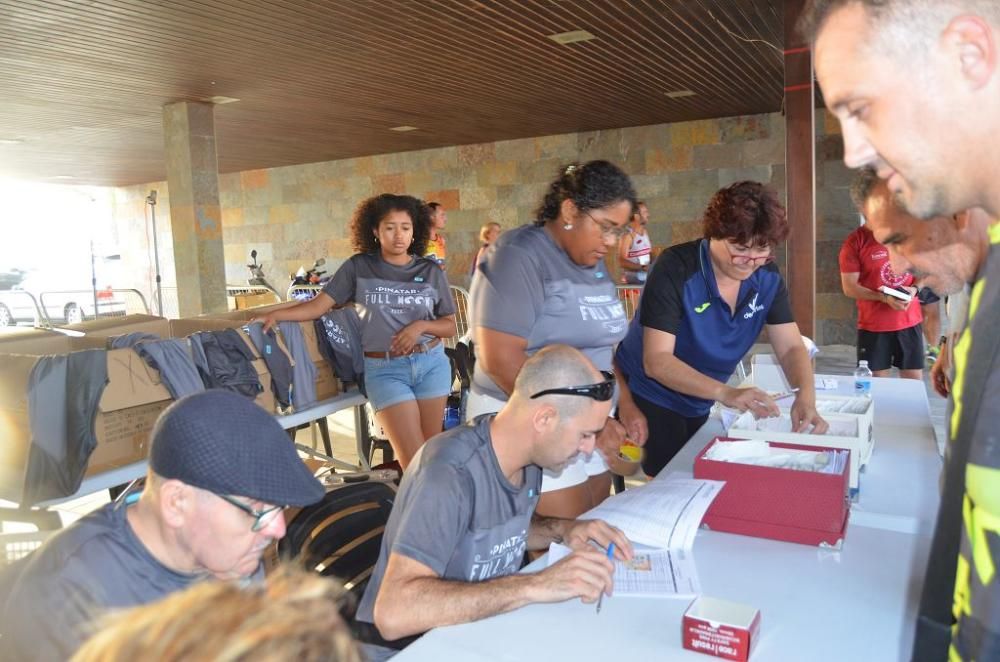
446,285,470,349
616,285,642,322
287,284,322,302
157,287,179,319
36,289,150,324
225,285,281,310
0,290,49,327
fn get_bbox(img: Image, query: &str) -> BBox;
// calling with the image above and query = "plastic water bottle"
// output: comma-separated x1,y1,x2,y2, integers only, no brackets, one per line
854,360,873,397
443,403,461,430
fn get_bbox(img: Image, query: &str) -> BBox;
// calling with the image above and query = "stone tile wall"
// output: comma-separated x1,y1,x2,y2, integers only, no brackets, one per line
111,111,857,343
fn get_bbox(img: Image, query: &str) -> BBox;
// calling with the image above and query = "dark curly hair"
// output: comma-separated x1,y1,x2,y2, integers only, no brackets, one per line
350,194,431,256
849,166,880,210
702,181,789,248
534,160,637,226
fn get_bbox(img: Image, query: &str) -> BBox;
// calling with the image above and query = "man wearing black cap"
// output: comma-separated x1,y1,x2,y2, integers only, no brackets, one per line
0,390,323,662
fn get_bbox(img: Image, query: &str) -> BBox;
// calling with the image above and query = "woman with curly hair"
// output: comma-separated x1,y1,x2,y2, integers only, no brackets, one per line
261,194,456,467
616,181,829,477
468,160,649,520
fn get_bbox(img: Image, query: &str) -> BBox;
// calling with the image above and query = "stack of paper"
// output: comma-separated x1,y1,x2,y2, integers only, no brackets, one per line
548,478,723,598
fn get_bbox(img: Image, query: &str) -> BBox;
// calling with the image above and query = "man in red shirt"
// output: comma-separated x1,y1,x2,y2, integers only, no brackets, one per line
839,168,924,379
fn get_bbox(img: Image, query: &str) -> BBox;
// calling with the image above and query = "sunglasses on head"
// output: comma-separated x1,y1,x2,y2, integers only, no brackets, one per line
530,370,616,402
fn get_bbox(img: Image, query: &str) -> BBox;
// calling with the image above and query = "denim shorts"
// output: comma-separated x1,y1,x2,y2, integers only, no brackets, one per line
363,343,452,411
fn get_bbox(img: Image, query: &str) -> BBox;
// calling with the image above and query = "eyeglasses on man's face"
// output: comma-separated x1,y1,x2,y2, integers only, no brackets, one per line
725,241,774,267
215,493,285,532
583,210,630,239
530,370,616,402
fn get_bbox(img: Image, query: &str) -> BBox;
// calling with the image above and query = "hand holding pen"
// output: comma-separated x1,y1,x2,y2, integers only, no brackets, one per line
596,542,616,614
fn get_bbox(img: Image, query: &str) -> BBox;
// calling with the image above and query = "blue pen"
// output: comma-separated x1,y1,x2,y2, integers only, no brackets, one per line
596,542,615,614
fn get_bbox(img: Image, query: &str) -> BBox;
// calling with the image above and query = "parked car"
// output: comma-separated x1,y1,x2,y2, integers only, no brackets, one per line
0,273,127,326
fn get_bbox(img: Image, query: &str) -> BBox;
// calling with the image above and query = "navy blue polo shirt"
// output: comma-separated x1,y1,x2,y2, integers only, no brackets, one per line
616,239,793,417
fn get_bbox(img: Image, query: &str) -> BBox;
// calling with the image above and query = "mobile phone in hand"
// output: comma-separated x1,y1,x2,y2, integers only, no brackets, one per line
879,285,913,302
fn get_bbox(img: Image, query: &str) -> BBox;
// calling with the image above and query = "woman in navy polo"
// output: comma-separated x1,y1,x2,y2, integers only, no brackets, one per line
616,181,828,476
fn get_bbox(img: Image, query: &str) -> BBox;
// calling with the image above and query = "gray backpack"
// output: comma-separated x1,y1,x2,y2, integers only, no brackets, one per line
315,307,366,396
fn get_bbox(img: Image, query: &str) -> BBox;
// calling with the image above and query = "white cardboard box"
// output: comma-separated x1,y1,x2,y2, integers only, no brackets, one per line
790,394,875,465
728,411,866,497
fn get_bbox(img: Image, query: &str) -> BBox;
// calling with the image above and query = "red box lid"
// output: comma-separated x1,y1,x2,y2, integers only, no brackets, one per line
693,437,850,545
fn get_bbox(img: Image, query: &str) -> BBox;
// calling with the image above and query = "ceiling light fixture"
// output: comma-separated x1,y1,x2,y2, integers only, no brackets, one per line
0,138,23,145
390,125,419,132
665,90,697,99
203,96,240,105
547,30,596,45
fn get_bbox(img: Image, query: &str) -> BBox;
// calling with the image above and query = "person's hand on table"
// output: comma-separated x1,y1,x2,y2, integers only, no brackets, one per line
389,321,427,355
562,519,633,561
790,396,829,434
721,386,780,419
616,399,649,446
532,546,615,604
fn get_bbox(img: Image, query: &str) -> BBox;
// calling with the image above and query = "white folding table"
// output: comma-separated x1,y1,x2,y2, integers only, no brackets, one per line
394,376,942,661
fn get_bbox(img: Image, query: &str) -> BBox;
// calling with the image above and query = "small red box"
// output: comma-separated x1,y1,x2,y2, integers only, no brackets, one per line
683,596,761,661
693,436,850,547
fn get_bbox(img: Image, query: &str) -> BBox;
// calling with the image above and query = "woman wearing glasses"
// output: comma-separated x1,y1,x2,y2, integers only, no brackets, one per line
616,181,829,477
468,160,649,519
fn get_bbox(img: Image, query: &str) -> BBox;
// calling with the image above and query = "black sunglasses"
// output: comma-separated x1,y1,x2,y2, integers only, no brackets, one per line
530,370,616,402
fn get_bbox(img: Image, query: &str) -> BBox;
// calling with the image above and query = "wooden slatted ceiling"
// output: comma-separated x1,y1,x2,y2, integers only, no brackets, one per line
0,0,785,186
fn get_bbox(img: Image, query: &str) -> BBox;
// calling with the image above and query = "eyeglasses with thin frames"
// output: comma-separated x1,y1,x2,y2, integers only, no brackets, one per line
530,370,616,402
583,210,630,239
215,493,286,532
725,242,774,267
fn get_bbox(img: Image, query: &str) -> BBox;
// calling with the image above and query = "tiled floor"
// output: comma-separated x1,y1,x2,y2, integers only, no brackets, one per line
5,344,949,532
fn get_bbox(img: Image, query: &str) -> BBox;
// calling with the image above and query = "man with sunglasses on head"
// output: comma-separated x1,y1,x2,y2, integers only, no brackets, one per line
355,345,633,660
616,181,828,477
0,390,324,662
840,169,926,381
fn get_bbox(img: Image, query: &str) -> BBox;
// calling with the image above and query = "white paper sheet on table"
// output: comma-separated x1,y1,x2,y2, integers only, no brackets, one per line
547,542,700,597
582,478,724,549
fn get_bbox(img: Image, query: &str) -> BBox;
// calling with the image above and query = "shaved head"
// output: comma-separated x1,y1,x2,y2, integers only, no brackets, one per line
511,345,604,419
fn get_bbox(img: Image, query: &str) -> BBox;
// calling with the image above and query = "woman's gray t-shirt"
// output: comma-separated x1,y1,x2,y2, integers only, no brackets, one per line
470,223,628,399
323,253,456,353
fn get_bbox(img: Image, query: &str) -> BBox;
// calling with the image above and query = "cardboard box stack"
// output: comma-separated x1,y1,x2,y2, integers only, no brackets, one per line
0,314,292,504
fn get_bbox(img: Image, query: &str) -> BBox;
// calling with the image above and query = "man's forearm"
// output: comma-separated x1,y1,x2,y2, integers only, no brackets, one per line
842,281,885,302
528,514,570,550
374,573,539,640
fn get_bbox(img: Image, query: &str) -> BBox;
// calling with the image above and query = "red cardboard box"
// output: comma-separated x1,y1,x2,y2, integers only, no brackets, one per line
683,596,761,661
693,436,850,548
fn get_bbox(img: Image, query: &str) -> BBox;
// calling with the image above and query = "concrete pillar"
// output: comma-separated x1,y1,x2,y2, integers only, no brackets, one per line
162,101,227,317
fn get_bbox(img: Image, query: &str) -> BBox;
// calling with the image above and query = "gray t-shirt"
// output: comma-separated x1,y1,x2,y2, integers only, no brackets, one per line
0,501,202,661
323,253,456,353
356,414,542,627
470,224,628,399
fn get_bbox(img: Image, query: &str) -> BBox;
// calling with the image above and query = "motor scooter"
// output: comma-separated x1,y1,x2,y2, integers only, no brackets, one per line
247,249,283,300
